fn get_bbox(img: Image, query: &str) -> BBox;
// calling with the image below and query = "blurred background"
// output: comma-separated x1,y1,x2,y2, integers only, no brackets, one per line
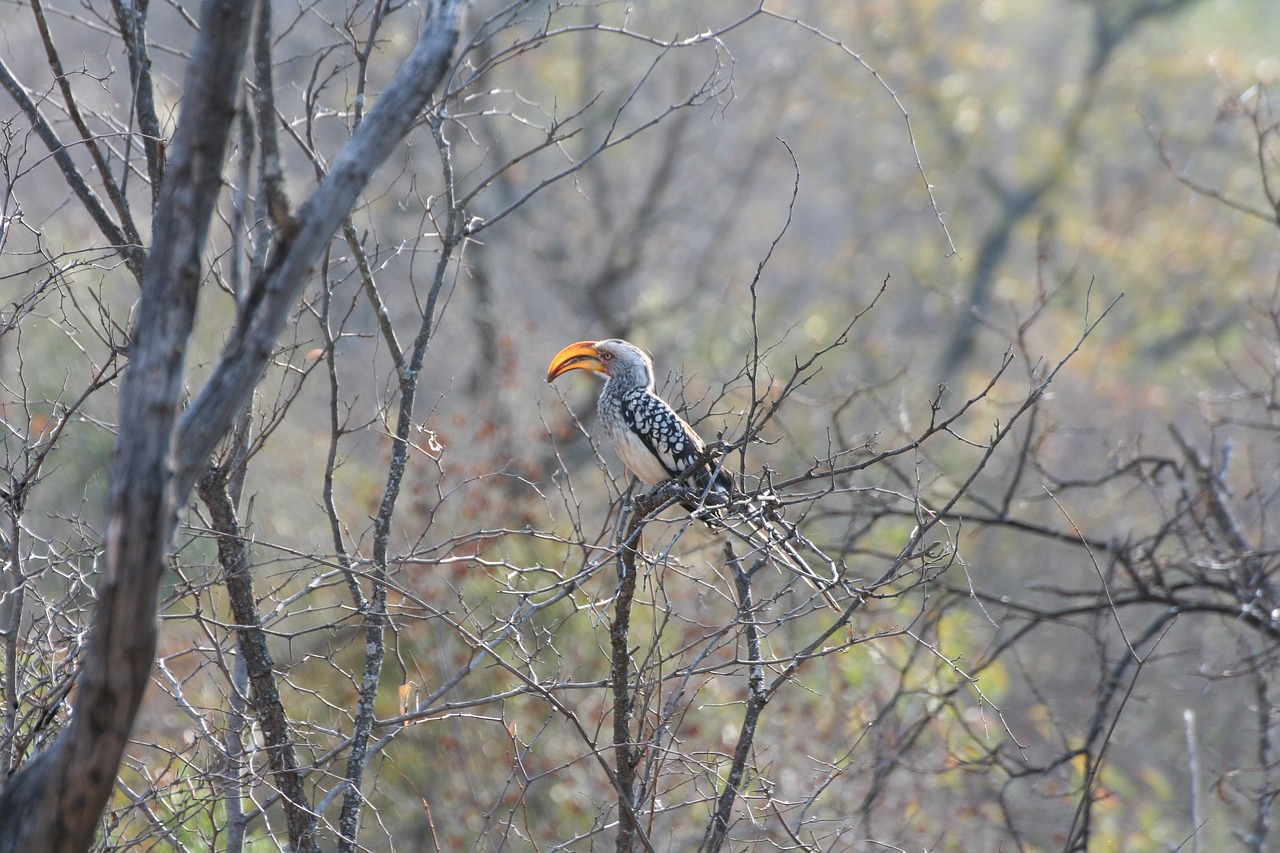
3,0,1279,849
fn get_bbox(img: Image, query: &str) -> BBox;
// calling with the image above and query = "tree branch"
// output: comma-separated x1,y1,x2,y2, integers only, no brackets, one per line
0,0,257,847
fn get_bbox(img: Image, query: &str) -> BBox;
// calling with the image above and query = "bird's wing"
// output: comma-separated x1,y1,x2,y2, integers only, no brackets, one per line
618,390,708,482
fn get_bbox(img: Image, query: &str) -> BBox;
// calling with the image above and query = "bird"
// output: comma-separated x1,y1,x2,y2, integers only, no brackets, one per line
546,339,731,509
546,338,842,609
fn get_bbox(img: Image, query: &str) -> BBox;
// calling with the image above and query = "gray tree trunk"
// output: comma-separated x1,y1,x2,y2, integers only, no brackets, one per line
0,1,465,849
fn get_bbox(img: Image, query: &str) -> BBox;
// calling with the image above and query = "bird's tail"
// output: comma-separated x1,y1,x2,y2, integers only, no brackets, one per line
707,495,847,612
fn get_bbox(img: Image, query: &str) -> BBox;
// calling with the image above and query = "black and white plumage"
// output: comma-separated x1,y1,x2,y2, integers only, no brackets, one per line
547,338,842,609
546,339,729,507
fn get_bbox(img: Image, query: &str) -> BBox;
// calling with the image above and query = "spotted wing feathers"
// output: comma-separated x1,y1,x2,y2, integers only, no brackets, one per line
613,389,731,498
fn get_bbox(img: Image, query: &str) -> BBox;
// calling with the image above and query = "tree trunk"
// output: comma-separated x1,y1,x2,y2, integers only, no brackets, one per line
0,1,465,849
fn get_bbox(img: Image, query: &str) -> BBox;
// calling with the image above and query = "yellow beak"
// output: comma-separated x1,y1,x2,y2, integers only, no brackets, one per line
546,341,606,382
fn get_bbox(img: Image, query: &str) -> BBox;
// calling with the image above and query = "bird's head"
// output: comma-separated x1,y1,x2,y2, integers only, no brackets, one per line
546,339,654,390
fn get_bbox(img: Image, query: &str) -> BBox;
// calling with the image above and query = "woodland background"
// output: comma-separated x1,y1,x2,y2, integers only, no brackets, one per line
1,0,1279,850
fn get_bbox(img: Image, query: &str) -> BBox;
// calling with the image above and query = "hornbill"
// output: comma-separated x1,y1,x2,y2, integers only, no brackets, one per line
546,338,841,609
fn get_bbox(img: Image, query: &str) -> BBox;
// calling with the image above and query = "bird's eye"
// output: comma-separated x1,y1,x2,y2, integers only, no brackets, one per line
600,351,613,361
